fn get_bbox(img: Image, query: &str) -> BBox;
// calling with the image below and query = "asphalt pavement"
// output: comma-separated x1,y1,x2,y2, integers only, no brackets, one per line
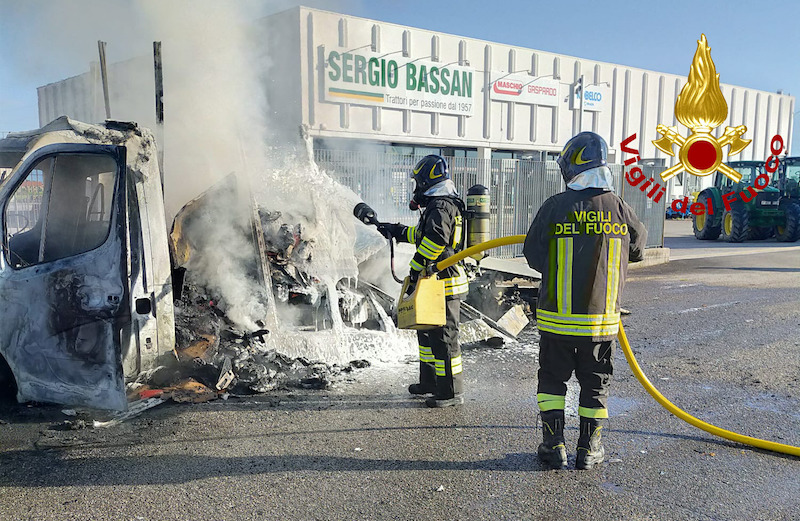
664,218,800,261
0,224,799,521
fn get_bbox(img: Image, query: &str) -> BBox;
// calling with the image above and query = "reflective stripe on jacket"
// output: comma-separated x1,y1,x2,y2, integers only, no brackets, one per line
524,188,647,341
397,197,468,297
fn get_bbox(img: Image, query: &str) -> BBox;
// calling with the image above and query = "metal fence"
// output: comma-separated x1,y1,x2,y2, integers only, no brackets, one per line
315,150,665,258
615,164,667,249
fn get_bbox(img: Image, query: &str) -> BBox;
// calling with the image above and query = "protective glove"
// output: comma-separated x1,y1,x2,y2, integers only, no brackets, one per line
376,222,403,239
404,269,421,297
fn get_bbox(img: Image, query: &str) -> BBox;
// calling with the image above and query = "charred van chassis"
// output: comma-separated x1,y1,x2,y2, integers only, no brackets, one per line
0,118,174,410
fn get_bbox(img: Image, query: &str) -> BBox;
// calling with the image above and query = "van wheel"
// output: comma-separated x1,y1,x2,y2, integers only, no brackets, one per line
0,355,17,403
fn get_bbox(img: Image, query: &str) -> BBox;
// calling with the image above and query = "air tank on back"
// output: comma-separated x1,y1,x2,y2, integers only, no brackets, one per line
466,184,490,260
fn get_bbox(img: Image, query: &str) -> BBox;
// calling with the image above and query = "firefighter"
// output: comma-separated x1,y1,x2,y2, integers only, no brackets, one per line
523,132,647,469
378,155,468,408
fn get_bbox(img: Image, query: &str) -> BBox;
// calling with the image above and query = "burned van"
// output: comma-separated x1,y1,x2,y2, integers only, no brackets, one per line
0,117,174,410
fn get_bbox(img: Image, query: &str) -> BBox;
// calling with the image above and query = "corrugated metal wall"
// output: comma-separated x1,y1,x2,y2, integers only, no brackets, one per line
315,150,665,258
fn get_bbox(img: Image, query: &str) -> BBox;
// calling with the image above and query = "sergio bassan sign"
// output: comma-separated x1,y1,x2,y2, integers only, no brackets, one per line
490,74,560,106
323,49,475,116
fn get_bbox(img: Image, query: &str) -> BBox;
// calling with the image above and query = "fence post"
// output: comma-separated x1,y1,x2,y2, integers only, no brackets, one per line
477,147,492,187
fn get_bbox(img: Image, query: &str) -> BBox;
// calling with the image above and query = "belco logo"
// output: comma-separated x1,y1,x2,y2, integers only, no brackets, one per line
493,80,523,96
652,34,751,182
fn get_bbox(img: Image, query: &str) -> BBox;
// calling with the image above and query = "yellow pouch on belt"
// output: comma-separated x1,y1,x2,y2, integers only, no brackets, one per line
397,275,446,330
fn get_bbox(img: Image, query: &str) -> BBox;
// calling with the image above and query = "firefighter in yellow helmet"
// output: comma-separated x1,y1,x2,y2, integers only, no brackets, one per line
378,155,468,407
524,132,647,469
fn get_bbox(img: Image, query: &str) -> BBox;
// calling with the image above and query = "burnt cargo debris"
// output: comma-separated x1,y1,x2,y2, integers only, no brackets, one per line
155,274,372,395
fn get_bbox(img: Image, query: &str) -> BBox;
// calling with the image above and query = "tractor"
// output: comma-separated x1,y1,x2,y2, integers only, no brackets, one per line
778,157,800,197
774,156,800,239
692,160,800,242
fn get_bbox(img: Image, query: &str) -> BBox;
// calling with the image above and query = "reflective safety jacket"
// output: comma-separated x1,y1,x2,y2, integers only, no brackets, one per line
524,188,647,341
397,196,468,298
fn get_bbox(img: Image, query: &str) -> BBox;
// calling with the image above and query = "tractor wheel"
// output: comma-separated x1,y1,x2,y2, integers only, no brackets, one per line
720,204,750,243
692,193,721,240
748,226,773,240
775,201,800,242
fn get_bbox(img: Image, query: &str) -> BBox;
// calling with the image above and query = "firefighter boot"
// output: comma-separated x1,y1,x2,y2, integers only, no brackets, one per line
408,383,436,395
424,394,463,408
537,410,567,469
576,417,605,470
409,360,437,395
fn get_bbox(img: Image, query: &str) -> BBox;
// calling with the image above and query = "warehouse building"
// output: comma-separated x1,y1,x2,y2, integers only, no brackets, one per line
267,9,792,164
35,6,795,252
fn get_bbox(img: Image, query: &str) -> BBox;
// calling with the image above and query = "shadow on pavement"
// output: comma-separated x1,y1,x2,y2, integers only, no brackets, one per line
0,392,431,425
0,451,552,486
695,266,800,273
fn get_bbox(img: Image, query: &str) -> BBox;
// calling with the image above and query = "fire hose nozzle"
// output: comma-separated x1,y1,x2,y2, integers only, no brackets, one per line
353,202,380,226
353,202,404,284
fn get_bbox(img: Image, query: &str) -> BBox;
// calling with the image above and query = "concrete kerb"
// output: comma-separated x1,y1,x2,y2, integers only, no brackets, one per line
497,242,799,272
629,247,670,269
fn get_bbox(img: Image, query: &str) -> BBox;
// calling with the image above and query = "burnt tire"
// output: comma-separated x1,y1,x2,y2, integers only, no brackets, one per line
775,201,800,242
720,204,750,243
693,193,721,240
748,226,773,240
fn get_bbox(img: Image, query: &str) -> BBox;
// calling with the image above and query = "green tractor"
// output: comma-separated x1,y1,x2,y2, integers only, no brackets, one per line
772,157,800,217
692,160,800,242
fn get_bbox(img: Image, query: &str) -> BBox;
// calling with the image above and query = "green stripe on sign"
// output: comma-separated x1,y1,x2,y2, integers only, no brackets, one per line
329,88,384,101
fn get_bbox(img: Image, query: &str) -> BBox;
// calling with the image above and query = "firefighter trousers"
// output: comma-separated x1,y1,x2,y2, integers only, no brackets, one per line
536,334,614,419
416,297,463,398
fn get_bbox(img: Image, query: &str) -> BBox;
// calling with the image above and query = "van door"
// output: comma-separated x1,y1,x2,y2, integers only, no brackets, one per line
0,144,129,411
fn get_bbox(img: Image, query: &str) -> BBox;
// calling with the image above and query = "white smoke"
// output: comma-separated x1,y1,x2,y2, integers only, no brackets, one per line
3,0,415,360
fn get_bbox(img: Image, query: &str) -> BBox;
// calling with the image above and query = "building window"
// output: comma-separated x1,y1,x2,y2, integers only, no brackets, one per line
390,145,414,157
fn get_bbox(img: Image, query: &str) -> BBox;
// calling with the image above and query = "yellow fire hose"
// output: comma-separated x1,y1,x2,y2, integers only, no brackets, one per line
435,235,528,272
436,235,800,457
